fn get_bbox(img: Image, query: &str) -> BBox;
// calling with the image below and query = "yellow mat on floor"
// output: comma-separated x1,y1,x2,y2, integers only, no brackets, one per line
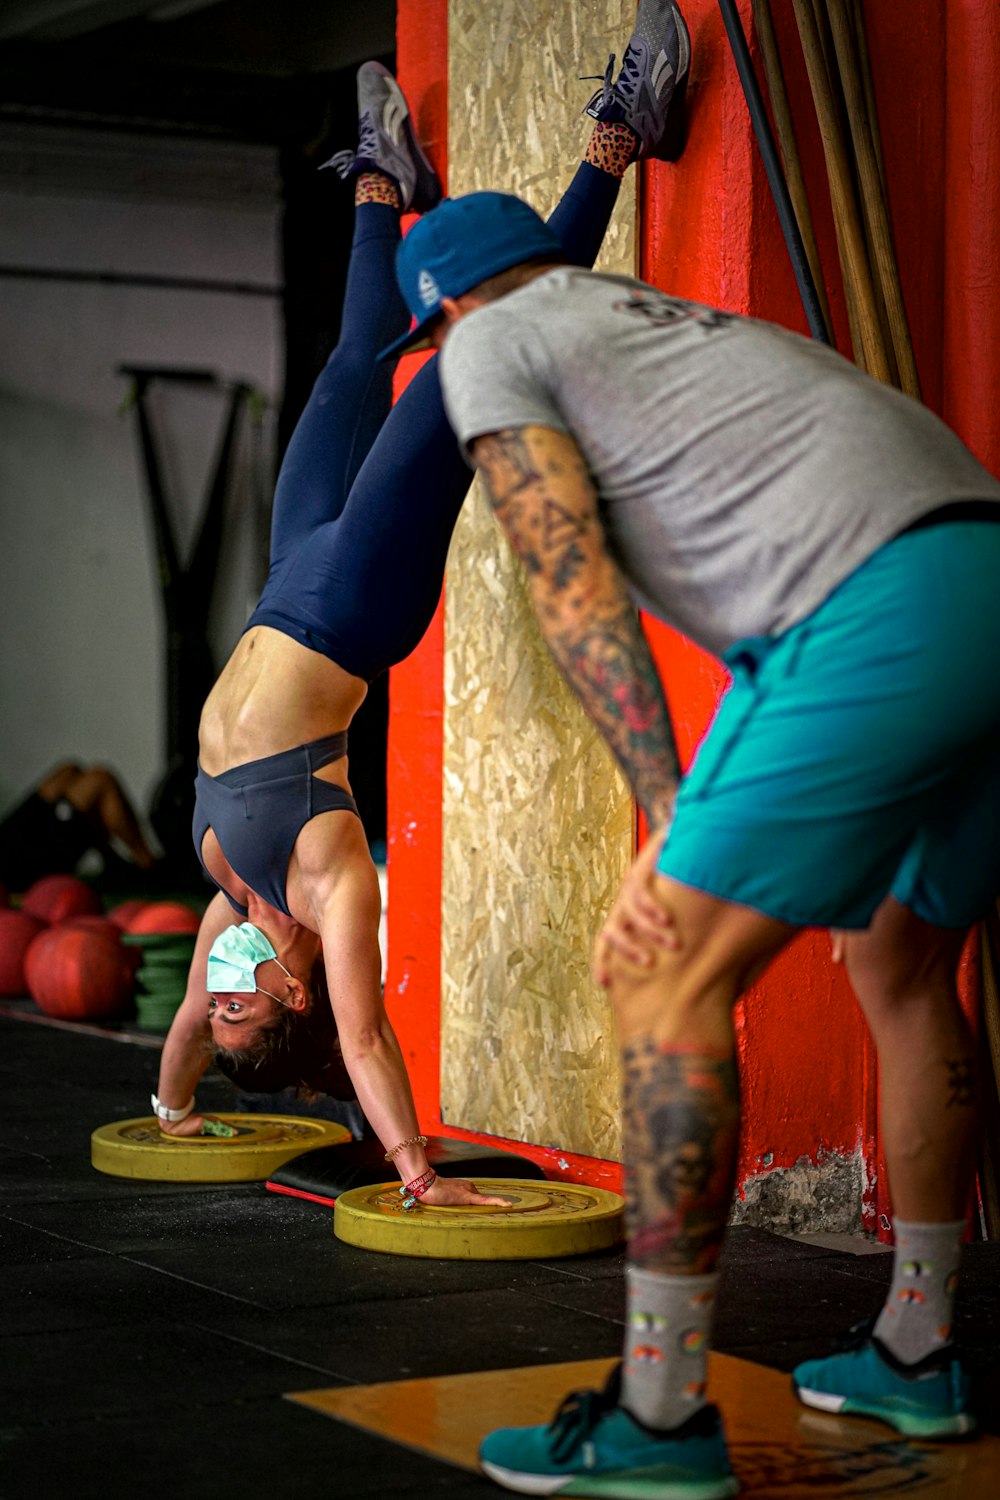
288,1351,998,1495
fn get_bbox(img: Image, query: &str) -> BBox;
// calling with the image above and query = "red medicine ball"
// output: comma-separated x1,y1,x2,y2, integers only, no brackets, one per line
25,926,135,1021
0,909,48,996
60,915,114,935
61,915,142,975
22,874,102,925
108,900,149,930
126,901,201,935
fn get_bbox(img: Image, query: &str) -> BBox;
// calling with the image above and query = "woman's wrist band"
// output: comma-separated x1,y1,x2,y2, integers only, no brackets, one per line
151,1093,195,1123
384,1133,428,1162
399,1168,436,1210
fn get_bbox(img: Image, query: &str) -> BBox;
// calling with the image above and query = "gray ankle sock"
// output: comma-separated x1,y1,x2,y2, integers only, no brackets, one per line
620,1266,717,1430
873,1219,964,1364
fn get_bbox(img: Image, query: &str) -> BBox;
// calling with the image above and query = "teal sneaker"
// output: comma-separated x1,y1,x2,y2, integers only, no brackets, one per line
479,1366,739,1498
793,1329,976,1440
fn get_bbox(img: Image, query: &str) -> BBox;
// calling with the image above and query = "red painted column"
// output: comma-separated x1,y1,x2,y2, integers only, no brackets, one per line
943,1,1000,475
386,0,449,1131
642,1,874,1221
388,0,996,1221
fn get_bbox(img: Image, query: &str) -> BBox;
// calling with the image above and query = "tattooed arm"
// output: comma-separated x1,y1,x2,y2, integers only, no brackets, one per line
470,424,680,828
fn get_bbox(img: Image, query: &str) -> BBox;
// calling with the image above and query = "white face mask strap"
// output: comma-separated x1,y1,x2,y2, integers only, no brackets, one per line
255,985,287,1005
255,958,295,1006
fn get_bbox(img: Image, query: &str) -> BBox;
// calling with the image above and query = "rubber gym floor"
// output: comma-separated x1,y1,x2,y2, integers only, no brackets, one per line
2,1007,999,1500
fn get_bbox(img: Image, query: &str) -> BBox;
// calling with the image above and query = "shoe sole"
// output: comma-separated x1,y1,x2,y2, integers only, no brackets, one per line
480,1456,739,1498
397,103,441,214
648,6,691,162
795,1383,977,1440
359,63,441,213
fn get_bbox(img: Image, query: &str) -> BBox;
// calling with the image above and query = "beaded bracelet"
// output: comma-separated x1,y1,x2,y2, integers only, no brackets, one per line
384,1133,428,1163
399,1168,436,1210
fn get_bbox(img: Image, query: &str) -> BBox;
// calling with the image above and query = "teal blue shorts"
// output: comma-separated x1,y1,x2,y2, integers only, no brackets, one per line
658,522,1000,929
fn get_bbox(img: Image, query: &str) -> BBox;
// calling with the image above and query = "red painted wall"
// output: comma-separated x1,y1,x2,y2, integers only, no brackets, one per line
387,0,1000,1220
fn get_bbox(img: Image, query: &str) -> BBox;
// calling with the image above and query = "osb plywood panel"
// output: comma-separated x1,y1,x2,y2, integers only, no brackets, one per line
440,0,637,1160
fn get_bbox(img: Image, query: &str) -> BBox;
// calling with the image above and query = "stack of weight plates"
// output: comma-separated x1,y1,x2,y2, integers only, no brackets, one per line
122,932,196,1031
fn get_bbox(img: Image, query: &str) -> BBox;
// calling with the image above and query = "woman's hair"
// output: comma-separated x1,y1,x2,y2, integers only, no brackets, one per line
210,958,355,1100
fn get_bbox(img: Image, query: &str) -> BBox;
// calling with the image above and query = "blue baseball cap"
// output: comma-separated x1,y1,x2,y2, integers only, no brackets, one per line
379,191,562,361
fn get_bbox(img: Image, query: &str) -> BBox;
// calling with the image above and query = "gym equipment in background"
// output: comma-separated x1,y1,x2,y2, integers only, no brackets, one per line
25,924,135,1022
22,873,102,925
118,366,257,875
0,909,47,996
122,931,196,1032
717,0,830,344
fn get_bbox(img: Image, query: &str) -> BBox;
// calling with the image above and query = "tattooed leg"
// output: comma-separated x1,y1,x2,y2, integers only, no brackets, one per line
618,1037,739,1428
623,1038,740,1274
596,867,792,1428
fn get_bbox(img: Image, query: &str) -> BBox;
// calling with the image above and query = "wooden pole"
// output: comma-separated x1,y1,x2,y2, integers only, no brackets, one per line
792,0,891,380
825,0,921,397
752,0,834,344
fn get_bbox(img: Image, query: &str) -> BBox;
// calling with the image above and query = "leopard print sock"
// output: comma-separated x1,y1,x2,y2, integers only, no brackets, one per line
585,121,639,178
355,171,401,209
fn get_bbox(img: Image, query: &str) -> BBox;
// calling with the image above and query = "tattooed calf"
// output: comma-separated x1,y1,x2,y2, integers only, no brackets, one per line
623,1036,740,1274
945,1057,976,1108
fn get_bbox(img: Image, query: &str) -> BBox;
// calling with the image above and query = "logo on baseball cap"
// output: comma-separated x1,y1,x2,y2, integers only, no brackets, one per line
379,191,562,362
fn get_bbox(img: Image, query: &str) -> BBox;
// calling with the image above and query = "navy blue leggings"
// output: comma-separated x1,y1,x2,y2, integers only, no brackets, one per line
247,162,623,681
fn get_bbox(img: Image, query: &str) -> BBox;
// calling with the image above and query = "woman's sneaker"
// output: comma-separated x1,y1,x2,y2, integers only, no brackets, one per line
793,1330,976,1440
322,61,441,213
584,0,692,161
479,1365,739,1498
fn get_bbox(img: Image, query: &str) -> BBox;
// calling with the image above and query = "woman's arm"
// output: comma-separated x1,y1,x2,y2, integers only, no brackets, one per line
154,889,237,1136
312,836,505,1206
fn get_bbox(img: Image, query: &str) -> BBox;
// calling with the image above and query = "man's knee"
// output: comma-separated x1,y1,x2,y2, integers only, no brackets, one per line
605,893,789,1039
842,900,966,1010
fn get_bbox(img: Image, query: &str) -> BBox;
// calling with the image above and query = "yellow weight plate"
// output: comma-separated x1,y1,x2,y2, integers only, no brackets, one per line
91,1114,351,1183
333,1179,624,1260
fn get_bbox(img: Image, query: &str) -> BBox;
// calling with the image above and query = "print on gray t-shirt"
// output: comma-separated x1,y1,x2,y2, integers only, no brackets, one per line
439,268,1000,659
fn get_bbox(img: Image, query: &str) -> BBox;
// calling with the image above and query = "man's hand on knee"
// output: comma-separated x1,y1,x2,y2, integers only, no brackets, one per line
594,827,679,987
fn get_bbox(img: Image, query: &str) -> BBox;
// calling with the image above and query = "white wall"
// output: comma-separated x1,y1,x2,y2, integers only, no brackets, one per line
0,124,282,823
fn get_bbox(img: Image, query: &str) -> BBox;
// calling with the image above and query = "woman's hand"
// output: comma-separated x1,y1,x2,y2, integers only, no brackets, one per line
419,1175,511,1209
157,1113,214,1137
593,824,677,988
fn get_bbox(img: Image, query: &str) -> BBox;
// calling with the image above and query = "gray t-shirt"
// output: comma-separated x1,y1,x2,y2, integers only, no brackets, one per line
439,268,1000,658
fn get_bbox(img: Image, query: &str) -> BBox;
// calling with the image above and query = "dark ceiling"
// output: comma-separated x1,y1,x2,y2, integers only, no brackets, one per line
0,0,397,144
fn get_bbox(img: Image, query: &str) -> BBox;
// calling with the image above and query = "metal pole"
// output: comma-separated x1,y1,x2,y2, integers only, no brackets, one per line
717,0,831,343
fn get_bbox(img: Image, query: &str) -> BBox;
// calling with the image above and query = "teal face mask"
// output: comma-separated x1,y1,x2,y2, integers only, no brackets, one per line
206,922,291,997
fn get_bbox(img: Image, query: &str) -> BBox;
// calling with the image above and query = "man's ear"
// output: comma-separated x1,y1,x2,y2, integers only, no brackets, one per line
440,295,464,325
